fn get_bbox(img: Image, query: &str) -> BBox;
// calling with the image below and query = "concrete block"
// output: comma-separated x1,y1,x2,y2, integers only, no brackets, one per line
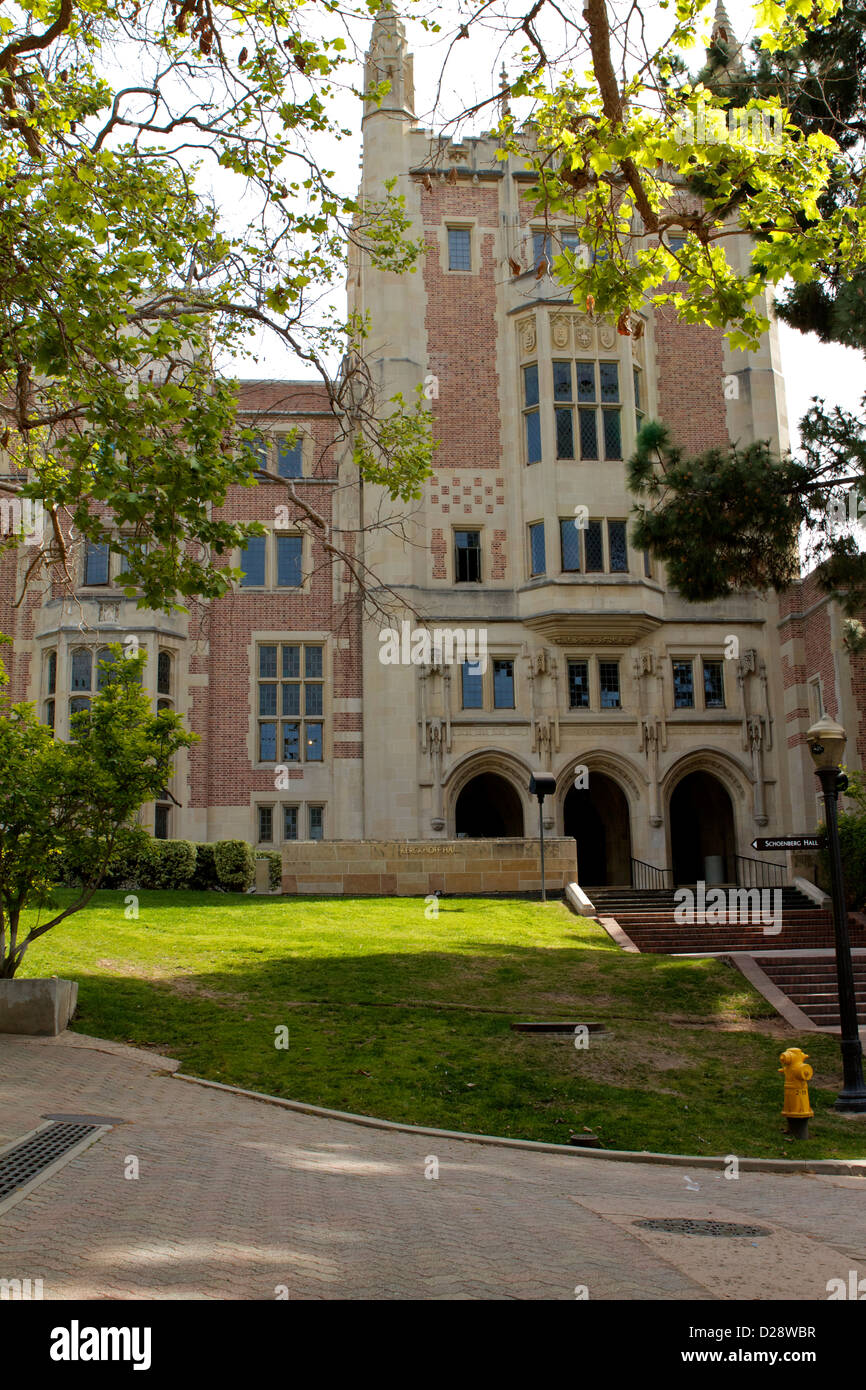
0,977,78,1036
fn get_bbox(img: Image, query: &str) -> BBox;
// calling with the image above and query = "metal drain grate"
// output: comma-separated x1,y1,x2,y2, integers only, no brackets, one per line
0,1122,101,1202
634,1218,772,1238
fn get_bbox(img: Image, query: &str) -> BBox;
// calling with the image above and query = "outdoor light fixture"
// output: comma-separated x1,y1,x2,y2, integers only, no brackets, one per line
807,714,847,773
806,715,866,1112
529,773,557,903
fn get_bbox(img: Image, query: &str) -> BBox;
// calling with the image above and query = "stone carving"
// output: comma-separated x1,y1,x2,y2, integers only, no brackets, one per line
519,317,536,356
551,314,570,350
574,314,594,351
598,320,617,350
97,602,120,624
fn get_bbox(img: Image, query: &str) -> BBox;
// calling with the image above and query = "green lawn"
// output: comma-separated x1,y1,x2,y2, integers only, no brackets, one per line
17,890,866,1159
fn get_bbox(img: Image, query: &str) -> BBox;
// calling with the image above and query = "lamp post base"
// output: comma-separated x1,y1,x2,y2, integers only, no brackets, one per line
835,1038,866,1112
834,1092,866,1114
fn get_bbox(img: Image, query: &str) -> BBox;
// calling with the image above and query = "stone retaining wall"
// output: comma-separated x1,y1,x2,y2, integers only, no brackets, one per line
279,838,577,896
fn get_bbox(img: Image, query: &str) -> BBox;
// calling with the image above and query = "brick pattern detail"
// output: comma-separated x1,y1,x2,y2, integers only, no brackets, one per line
491,529,507,580
653,305,728,454
431,528,447,579
423,186,501,472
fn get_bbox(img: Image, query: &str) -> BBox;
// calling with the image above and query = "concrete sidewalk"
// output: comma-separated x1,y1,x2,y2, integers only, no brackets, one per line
1,1031,864,1301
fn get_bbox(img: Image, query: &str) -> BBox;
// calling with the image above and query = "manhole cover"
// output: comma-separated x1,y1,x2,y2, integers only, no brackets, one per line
0,1122,103,1202
633,1218,772,1238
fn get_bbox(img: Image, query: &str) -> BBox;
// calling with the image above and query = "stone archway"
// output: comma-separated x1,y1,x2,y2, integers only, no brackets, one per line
669,770,736,885
454,772,525,838
563,772,632,886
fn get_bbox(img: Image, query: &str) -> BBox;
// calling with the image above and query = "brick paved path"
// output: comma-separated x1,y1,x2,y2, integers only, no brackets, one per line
1,1032,865,1300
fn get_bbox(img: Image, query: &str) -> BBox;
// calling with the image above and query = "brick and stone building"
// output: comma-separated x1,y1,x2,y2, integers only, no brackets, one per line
0,9,857,889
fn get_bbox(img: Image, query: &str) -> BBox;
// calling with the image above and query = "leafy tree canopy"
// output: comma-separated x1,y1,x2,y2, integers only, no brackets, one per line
0,0,432,611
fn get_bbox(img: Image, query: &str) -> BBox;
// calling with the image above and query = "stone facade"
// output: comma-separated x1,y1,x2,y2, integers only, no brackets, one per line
0,11,853,890
280,838,576,896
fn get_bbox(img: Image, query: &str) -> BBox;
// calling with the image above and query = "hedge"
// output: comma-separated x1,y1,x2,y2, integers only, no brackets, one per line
138,838,197,890
213,838,256,891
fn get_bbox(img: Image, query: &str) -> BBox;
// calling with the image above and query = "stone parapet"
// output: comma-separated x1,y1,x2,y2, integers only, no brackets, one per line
280,838,576,895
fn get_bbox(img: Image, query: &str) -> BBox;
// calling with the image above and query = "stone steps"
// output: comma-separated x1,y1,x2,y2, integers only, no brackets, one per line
759,958,866,1028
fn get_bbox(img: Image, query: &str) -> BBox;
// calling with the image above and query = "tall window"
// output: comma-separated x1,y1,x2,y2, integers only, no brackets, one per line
493,659,515,709
529,522,546,577
584,521,604,572
308,806,324,840
634,365,644,437
560,518,581,572
532,229,551,268
523,364,541,464
608,520,628,573
568,660,590,709
447,226,471,271
277,436,303,478
245,436,269,471
84,541,110,586
71,648,91,692
599,661,621,709
46,650,56,695
154,799,170,839
454,530,481,583
283,805,299,840
258,806,274,843
673,660,694,709
703,660,725,709
553,361,574,459
157,650,172,697
599,362,622,459
461,660,483,709
96,646,114,690
276,535,303,588
257,643,324,763
239,536,266,587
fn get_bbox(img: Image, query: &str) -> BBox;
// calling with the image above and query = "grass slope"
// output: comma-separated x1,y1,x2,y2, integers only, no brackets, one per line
18,890,866,1159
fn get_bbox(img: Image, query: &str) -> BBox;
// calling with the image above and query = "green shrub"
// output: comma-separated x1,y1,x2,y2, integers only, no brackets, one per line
53,823,152,888
190,842,220,891
138,838,197,890
256,850,282,891
101,825,155,888
817,812,866,910
214,839,256,891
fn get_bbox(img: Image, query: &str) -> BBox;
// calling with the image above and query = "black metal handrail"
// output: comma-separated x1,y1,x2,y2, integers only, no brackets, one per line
734,853,786,889
630,857,673,891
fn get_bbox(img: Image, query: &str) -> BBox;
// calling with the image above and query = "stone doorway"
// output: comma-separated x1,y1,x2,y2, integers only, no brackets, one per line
669,770,736,885
563,772,631,886
454,772,524,837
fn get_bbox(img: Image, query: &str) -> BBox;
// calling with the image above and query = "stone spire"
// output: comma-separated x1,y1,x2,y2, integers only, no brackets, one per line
709,0,745,76
363,4,415,119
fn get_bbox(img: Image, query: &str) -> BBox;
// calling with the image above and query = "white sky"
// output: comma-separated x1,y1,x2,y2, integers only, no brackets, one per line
227,0,865,452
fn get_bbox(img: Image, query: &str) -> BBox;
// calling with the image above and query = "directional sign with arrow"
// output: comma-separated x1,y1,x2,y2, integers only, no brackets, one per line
752,836,825,852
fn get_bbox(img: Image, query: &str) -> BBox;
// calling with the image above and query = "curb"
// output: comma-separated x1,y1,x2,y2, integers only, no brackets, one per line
172,1071,866,1176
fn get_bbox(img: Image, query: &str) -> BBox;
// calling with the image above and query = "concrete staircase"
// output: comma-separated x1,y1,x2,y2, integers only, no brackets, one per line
758,955,866,1029
587,885,862,955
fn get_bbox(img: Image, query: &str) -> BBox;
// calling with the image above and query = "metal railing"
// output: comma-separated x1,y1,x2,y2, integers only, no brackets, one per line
630,857,673,891
734,854,786,889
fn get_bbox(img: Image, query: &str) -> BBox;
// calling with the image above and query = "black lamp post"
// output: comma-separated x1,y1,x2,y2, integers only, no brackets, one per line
807,714,866,1113
529,773,557,902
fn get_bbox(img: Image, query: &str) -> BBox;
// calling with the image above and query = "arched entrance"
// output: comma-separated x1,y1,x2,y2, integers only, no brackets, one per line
563,772,631,886
669,771,736,884
454,772,524,837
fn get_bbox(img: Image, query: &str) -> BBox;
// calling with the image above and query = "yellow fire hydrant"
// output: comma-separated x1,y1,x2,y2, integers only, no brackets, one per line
779,1046,814,1139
